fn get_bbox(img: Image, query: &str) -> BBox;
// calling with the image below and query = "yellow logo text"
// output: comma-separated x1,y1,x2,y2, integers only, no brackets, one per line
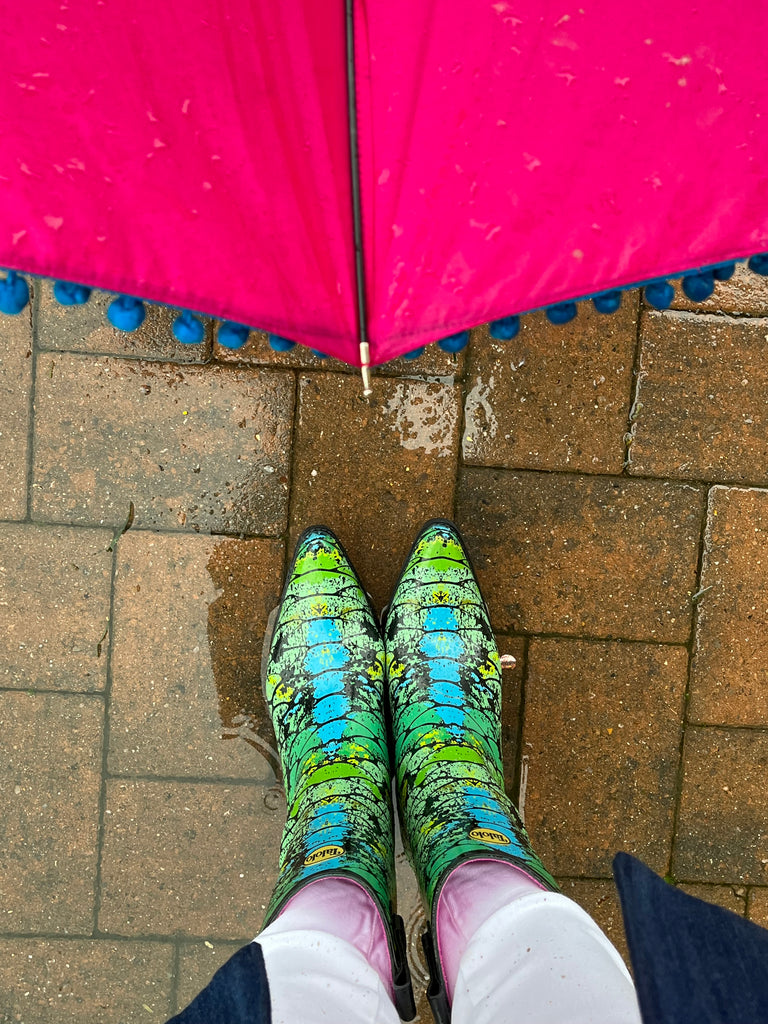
469,828,510,846
304,845,344,866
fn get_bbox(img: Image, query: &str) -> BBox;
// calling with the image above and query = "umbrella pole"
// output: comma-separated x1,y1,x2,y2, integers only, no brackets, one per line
345,0,372,396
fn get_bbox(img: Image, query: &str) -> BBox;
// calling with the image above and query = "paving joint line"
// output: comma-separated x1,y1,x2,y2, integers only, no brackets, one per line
90,530,120,935
665,482,712,878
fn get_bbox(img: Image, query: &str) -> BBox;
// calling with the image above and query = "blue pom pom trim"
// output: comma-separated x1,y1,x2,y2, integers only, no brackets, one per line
546,302,577,325
403,347,425,360
268,334,296,352
54,281,92,306
643,280,675,310
108,295,145,332
218,322,250,349
311,349,329,360
438,330,470,353
749,253,768,276
173,311,205,345
713,262,736,281
0,271,30,315
682,271,715,303
592,290,622,314
489,315,520,341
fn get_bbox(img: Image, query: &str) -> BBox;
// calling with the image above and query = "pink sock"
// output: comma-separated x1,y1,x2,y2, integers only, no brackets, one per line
436,859,548,1003
267,876,394,998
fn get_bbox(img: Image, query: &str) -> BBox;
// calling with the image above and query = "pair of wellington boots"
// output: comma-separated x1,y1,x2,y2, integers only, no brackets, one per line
261,520,557,1023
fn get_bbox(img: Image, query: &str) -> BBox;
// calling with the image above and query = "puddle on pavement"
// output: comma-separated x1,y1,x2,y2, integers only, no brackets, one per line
206,538,283,801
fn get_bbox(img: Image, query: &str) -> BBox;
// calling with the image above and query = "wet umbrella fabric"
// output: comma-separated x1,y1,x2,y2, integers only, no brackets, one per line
0,1,766,366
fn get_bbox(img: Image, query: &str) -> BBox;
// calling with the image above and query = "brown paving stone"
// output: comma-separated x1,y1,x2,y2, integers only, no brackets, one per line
747,889,768,928
214,322,464,379
463,302,637,474
176,940,246,1013
498,636,526,801
556,879,630,966
522,639,687,876
0,692,103,933
0,524,112,691
630,310,768,483
99,780,283,938
32,354,293,534
678,882,748,916
456,468,704,641
670,262,768,316
37,280,211,361
690,487,768,727
0,307,33,519
290,373,460,611
109,531,282,779
0,939,174,1023
674,726,768,884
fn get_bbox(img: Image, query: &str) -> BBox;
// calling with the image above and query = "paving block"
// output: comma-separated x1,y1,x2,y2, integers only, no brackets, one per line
0,524,112,691
630,310,768,483
522,639,687,877
214,322,464,379
748,889,768,928
32,354,293,534
290,373,460,611
670,261,768,316
0,692,103,933
463,303,637,474
38,281,210,362
678,882,748,916
109,531,283,779
556,878,631,966
456,468,704,641
98,780,283,938
691,487,768,726
0,939,174,1023
176,940,247,1014
674,726,768,884
0,308,33,519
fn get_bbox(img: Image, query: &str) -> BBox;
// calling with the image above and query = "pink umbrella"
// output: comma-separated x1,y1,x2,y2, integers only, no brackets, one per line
1,1,767,390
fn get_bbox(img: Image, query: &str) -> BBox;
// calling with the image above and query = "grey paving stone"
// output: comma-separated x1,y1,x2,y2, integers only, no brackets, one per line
109,531,283,779
32,354,294,534
0,692,103,933
0,307,33,519
0,939,174,1023
38,280,210,362
98,780,283,938
0,524,112,691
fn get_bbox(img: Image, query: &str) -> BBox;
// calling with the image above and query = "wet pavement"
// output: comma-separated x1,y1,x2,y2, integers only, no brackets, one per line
1,271,768,1020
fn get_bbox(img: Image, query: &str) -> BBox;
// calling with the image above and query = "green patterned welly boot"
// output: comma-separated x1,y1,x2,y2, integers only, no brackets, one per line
384,519,558,1022
261,526,415,1020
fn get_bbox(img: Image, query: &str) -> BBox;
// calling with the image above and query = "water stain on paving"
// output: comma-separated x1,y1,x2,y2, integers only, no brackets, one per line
205,538,283,796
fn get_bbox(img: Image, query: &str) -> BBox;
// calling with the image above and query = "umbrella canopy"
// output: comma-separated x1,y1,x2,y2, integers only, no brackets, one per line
1,0,767,371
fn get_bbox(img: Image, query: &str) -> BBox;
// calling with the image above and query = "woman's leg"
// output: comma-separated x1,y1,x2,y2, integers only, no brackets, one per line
438,860,642,1024
257,876,399,1024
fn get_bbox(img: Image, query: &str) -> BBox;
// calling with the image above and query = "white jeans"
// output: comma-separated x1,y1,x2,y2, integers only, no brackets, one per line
257,884,642,1024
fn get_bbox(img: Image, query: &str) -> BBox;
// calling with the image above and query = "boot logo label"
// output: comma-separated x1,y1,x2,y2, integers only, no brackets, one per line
304,845,344,866
470,828,511,846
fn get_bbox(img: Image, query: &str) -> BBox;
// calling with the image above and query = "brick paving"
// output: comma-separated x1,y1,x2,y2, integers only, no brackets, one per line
1,275,767,1020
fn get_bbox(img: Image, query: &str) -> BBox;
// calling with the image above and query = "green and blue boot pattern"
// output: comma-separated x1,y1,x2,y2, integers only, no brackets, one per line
261,527,414,1019
384,520,558,1019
